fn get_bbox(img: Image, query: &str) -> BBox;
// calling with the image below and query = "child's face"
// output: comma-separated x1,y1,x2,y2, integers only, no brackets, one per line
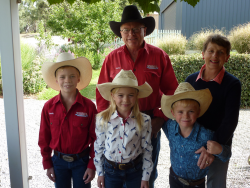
56,66,80,94
202,42,230,73
111,87,138,116
171,101,200,129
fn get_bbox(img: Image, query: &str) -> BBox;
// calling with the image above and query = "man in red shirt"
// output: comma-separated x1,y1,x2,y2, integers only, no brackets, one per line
96,5,178,188
39,52,96,188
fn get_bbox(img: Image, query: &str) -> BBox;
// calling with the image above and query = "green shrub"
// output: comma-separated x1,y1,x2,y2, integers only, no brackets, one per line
22,56,47,94
155,35,187,55
20,42,47,94
170,53,250,108
228,22,250,54
20,42,37,70
188,29,226,51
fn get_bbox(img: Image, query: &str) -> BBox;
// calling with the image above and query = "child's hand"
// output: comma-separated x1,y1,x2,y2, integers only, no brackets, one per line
97,176,105,188
46,167,56,182
83,168,95,184
207,140,223,155
140,180,149,188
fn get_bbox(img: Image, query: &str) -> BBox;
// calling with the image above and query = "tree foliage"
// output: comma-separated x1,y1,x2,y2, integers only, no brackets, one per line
47,0,123,51
19,0,49,33
32,0,200,14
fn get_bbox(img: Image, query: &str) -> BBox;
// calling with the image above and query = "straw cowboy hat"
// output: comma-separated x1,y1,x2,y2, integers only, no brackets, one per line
97,69,153,101
42,52,92,91
161,82,212,119
109,5,155,38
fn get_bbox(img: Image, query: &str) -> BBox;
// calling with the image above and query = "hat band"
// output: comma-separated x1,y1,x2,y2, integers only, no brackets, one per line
171,99,200,108
54,66,81,77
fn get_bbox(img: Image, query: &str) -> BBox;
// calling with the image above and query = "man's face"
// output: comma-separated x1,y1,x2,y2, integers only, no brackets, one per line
120,22,147,51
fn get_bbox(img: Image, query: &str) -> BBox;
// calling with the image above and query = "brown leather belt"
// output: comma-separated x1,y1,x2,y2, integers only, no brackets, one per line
170,167,205,186
105,154,142,170
54,147,90,162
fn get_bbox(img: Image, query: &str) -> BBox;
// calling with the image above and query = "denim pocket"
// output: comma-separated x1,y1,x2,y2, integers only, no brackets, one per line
104,160,115,175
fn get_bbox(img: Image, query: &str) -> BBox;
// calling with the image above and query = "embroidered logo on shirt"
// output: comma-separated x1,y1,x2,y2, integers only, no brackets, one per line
116,67,121,69
49,112,54,115
75,112,88,117
147,65,158,69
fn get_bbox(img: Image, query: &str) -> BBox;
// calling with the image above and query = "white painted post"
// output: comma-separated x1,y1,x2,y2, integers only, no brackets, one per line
0,0,29,187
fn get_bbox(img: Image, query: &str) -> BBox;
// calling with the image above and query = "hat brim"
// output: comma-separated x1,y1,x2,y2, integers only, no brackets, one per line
161,89,212,119
42,57,92,91
97,82,153,101
109,17,155,38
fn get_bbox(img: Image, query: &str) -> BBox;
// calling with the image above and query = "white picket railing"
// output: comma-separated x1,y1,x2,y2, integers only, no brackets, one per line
112,29,182,47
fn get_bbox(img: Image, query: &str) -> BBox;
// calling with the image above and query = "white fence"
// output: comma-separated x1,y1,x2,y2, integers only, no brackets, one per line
112,29,181,47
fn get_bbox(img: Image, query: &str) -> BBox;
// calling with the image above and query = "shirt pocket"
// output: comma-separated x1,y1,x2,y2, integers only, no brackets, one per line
49,118,60,142
73,116,89,128
143,69,160,89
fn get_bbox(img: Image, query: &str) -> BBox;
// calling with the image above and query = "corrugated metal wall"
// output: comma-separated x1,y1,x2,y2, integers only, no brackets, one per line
159,0,176,29
163,1,177,30
159,0,250,39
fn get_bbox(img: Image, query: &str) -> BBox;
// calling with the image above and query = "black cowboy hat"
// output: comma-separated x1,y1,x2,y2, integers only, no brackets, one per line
109,5,155,38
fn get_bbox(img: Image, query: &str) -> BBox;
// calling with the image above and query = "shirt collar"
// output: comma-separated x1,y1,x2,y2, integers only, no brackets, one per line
110,110,133,120
175,122,200,140
122,40,149,55
196,64,225,84
52,89,83,106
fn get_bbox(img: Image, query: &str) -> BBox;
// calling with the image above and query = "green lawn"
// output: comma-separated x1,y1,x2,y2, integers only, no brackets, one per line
37,68,101,100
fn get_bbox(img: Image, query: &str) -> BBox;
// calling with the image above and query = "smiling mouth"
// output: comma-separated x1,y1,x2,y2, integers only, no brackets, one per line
210,60,219,63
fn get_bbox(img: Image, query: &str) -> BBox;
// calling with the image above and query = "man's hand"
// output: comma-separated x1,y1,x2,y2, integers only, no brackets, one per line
151,117,165,138
140,180,149,188
47,167,56,182
207,140,223,155
195,146,215,169
83,168,95,184
97,176,105,188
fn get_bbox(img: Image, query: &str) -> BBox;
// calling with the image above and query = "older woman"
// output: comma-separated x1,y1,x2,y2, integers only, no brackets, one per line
185,34,241,188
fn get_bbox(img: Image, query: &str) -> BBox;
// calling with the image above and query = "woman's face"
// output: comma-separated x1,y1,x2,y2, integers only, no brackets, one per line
202,42,230,73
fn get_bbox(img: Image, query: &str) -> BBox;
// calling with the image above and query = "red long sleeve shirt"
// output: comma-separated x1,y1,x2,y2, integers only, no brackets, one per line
38,90,97,170
96,41,178,116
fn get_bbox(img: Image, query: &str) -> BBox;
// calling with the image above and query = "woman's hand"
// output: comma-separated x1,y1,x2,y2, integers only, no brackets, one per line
195,146,215,169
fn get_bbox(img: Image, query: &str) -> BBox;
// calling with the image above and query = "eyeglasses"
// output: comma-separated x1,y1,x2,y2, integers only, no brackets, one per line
120,27,145,34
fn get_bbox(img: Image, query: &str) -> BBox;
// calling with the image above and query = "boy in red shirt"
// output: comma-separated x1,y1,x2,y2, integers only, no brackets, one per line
38,52,96,188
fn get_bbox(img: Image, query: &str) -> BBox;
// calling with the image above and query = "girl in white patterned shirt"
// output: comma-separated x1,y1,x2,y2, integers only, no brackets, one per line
94,70,153,188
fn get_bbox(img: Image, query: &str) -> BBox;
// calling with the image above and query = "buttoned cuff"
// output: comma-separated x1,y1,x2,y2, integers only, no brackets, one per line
142,171,151,181
87,158,96,171
43,158,53,170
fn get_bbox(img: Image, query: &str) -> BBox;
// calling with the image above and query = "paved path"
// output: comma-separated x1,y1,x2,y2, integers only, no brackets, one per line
0,99,249,187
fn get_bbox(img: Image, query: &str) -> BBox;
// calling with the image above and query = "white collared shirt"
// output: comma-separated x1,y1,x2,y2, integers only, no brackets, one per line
94,110,153,181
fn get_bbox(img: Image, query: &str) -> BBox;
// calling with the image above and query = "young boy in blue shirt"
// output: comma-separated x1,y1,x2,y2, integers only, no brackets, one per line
38,52,97,188
160,82,231,188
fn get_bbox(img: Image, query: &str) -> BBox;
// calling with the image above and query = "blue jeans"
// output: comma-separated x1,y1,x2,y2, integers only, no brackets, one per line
104,158,143,188
52,152,90,188
149,130,161,188
207,156,229,188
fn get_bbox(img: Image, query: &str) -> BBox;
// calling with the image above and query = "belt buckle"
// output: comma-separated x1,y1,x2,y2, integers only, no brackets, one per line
118,164,126,170
62,155,74,162
178,177,190,186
